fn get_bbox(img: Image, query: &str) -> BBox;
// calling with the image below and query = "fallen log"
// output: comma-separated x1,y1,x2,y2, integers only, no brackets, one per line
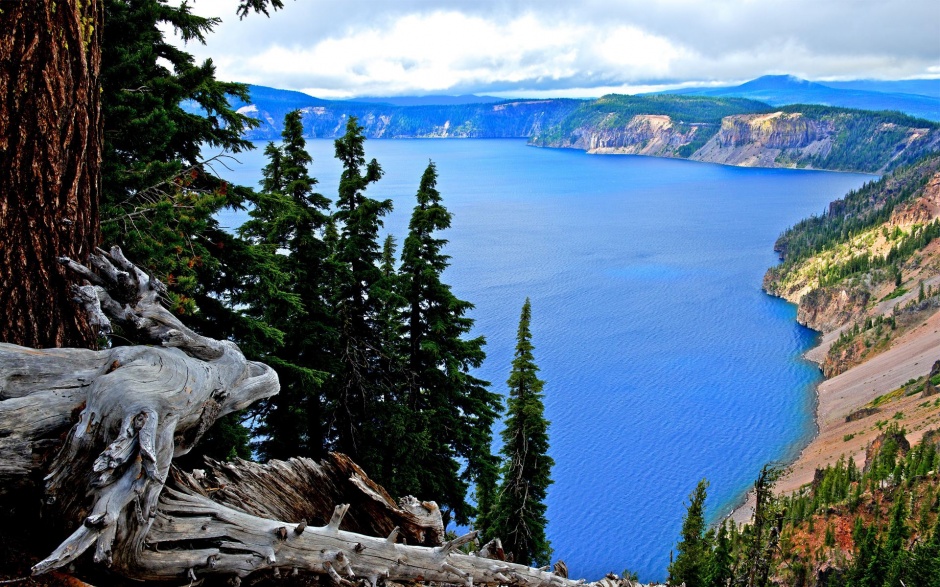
175,452,445,546
0,248,590,586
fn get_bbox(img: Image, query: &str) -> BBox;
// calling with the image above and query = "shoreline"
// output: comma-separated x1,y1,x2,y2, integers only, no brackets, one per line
528,142,883,177
725,311,825,526
729,271,940,524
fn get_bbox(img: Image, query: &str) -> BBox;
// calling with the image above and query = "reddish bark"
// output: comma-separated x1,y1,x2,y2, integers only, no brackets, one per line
0,0,101,349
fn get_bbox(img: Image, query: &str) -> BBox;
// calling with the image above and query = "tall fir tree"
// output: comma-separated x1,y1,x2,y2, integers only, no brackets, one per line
707,521,734,587
396,162,502,524
240,110,333,460
94,0,290,462
668,479,712,587
490,299,553,566
328,117,393,470
742,465,783,587
100,0,260,317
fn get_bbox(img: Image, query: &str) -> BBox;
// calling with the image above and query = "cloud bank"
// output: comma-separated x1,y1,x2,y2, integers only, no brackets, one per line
181,0,940,98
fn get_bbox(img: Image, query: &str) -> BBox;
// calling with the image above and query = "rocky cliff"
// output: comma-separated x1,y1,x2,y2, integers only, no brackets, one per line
232,98,582,140
537,114,701,158
532,100,940,174
763,155,940,378
689,112,833,167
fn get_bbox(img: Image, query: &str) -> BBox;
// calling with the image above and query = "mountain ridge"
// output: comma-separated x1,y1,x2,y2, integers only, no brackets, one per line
659,74,940,121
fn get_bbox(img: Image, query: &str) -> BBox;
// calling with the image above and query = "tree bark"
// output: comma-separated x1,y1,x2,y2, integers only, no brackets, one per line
0,0,101,349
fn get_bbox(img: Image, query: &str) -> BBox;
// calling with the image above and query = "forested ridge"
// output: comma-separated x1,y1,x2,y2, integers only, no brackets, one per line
227,86,940,174
766,153,940,290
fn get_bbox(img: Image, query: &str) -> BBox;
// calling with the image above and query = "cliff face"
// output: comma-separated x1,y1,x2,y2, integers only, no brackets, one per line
716,112,830,148
544,114,700,157
689,112,833,167
234,99,582,140
531,98,940,174
763,156,940,382
794,286,870,332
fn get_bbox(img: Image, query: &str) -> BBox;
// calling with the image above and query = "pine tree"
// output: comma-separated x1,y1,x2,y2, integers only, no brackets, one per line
328,117,393,468
396,162,502,524
100,0,260,317
742,465,783,587
240,110,333,460
669,479,712,587
708,521,734,587
490,299,553,566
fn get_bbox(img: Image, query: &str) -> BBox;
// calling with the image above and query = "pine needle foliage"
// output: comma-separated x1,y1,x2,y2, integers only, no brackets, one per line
394,162,502,525
100,0,258,316
490,299,553,566
327,116,393,468
668,480,712,587
241,110,333,460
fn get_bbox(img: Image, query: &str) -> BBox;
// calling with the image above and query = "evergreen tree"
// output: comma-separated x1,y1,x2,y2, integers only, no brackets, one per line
668,479,712,587
240,110,333,460
708,521,734,587
742,465,783,587
490,299,553,566
396,162,502,524
327,117,393,469
100,0,261,317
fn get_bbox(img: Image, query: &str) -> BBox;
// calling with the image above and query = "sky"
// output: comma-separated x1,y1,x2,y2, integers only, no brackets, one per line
180,0,940,99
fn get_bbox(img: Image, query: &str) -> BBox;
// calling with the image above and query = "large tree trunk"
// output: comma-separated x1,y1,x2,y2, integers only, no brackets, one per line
0,0,101,349
0,249,588,587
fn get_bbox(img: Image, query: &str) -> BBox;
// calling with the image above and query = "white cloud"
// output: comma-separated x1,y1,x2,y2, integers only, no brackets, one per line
178,0,940,97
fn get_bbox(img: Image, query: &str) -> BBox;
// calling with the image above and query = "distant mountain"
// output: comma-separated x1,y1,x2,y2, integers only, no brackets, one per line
340,95,504,107
661,75,940,121
820,79,940,98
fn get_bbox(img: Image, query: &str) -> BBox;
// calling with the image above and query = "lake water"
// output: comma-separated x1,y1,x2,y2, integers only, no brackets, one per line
213,139,872,581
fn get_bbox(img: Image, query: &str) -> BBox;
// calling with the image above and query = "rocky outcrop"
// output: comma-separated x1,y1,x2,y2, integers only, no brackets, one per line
690,112,833,167
823,338,867,378
715,112,828,149
845,406,881,423
923,360,940,398
796,286,870,333
560,115,700,157
889,171,940,226
863,428,911,474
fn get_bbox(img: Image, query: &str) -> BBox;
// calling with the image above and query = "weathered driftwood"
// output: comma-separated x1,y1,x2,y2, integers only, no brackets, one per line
175,452,445,546
0,247,588,586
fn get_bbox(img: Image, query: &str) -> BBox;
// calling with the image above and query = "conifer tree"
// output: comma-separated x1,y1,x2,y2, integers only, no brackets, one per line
240,110,333,460
396,162,502,524
668,479,712,587
741,465,783,587
328,117,393,469
490,299,553,566
100,0,260,317
708,521,734,587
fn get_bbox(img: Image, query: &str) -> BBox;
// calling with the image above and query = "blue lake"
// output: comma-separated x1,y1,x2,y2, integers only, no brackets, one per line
212,139,872,581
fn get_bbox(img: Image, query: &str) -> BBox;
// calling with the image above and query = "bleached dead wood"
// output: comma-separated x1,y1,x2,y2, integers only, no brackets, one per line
0,247,588,586
174,452,445,546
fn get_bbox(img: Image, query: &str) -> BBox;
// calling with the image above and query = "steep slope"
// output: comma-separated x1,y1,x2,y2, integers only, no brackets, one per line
533,98,940,174
755,153,940,506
